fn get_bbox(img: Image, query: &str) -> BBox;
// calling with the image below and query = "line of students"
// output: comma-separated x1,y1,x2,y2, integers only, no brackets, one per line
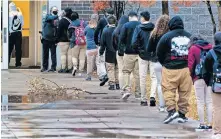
93,9,221,137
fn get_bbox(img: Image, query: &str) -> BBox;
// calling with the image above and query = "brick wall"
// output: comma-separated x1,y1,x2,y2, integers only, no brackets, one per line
62,1,219,43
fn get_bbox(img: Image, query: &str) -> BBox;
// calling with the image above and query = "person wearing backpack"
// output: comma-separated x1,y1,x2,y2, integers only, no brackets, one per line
204,32,221,139
131,11,155,106
8,2,24,68
68,12,87,76
41,6,59,72
188,35,212,130
57,8,73,73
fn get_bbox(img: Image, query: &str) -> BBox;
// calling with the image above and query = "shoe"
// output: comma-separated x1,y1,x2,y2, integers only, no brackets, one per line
140,101,148,106
195,124,206,131
48,69,56,72
116,84,120,90
85,76,91,81
177,112,188,123
108,85,115,90
159,107,166,112
58,69,65,73
163,109,179,124
150,97,156,107
41,68,47,72
100,75,109,86
205,125,212,130
72,67,77,76
122,92,131,101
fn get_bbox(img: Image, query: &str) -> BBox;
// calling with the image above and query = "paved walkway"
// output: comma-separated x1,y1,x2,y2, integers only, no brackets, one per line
1,70,212,139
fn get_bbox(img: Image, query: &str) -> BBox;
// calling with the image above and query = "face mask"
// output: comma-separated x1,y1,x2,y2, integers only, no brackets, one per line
52,11,58,15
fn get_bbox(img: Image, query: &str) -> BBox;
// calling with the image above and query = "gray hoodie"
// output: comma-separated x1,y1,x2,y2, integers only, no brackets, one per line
9,2,24,33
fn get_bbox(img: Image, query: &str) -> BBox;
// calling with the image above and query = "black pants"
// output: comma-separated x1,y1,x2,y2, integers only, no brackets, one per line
9,32,22,67
42,39,57,70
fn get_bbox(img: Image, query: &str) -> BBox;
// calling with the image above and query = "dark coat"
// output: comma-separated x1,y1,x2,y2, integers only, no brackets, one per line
156,16,191,69
94,17,108,45
57,17,71,42
132,22,154,61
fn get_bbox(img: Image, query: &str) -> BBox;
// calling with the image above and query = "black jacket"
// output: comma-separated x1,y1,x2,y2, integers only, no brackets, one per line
57,17,71,42
132,22,154,60
118,21,141,55
42,14,59,42
204,44,221,86
94,17,108,45
147,35,163,62
100,26,117,63
156,16,191,69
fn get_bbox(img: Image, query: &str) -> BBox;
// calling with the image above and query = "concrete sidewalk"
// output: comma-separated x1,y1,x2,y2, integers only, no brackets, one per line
1,70,212,139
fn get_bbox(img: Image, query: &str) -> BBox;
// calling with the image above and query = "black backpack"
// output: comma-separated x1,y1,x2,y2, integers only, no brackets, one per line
210,49,221,93
195,47,210,78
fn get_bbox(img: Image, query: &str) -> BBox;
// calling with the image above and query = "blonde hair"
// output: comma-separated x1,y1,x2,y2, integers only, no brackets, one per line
151,15,170,39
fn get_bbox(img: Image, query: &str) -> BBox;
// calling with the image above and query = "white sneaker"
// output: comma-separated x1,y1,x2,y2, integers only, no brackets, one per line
122,92,131,101
159,107,166,112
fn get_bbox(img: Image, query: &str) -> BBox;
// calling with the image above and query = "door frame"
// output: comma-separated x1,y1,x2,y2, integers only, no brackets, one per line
2,0,9,69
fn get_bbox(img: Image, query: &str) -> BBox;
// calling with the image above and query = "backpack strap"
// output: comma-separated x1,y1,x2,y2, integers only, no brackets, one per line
210,49,219,72
63,17,72,24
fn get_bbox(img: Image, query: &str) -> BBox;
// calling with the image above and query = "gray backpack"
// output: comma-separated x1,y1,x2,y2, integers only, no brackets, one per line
210,49,221,93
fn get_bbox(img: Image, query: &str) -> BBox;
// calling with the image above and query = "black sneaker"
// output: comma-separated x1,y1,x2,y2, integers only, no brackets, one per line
150,97,156,107
205,125,212,130
41,68,47,72
140,101,148,106
116,84,120,90
100,76,109,86
196,124,206,131
109,85,115,90
177,112,188,123
48,69,56,72
163,109,179,124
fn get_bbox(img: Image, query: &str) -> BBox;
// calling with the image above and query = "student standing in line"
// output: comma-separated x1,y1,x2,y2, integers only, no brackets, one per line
118,11,140,100
131,11,155,106
100,16,119,90
204,32,221,139
147,15,170,111
188,35,213,130
112,15,129,89
84,15,98,81
157,16,192,124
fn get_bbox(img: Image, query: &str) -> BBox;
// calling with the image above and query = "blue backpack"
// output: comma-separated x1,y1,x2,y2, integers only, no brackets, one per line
210,49,221,93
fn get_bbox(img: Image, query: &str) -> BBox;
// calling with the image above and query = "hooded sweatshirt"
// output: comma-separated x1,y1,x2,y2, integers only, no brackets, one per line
204,32,221,86
9,2,24,33
188,40,212,82
132,22,155,60
156,16,191,69
118,21,141,55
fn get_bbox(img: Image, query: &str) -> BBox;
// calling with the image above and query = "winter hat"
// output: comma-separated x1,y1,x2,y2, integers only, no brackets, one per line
214,32,221,45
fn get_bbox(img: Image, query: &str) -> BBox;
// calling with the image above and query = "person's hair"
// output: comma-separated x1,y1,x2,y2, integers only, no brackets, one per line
107,15,116,25
214,32,221,45
150,15,170,39
128,11,138,17
64,7,73,18
105,8,114,15
140,11,150,21
91,14,99,22
188,35,204,48
71,12,79,21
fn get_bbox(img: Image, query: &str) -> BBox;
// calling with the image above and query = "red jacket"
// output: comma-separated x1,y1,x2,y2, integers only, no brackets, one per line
188,40,212,83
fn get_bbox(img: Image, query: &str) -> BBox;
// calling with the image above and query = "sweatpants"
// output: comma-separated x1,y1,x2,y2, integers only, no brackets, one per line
154,62,165,107
194,79,212,125
86,49,97,76
138,57,157,102
122,54,140,94
212,92,221,135
72,45,86,71
42,39,57,70
58,42,72,70
162,67,192,114
9,31,22,66
106,62,119,85
96,47,107,79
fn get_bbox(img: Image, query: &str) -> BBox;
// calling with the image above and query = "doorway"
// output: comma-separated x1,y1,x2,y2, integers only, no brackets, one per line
8,1,47,69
